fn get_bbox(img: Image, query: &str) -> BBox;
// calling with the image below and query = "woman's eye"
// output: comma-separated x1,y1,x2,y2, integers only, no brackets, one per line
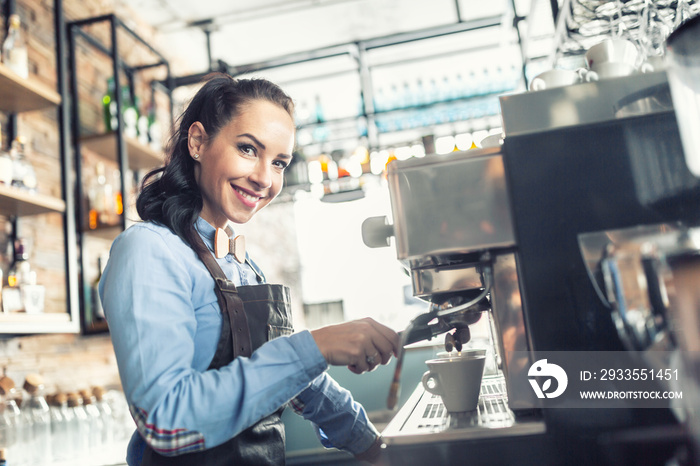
273,160,289,170
238,144,256,156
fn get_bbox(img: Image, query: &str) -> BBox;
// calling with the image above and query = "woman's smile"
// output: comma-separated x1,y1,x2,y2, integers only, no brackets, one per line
232,184,263,208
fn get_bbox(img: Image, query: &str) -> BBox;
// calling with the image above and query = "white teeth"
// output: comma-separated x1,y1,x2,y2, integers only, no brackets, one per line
233,186,259,202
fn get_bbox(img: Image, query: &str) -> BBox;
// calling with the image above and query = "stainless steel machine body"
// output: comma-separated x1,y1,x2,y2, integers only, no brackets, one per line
363,71,700,465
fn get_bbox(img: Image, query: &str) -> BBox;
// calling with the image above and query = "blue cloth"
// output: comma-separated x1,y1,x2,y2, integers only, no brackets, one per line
100,217,379,464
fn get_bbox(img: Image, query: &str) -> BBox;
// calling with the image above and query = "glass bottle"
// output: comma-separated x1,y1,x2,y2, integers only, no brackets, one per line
80,389,104,452
313,95,325,124
112,168,123,218
7,239,44,315
91,386,114,448
91,255,106,321
7,238,30,293
2,14,28,79
58,392,76,460
90,162,115,226
103,77,117,132
66,392,89,459
9,138,36,192
0,124,13,186
148,103,162,151
22,374,51,464
122,86,139,140
49,392,72,461
0,375,23,464
137,97,150,146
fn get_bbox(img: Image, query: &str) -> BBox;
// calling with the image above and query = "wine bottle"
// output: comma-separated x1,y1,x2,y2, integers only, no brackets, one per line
2,14,28,78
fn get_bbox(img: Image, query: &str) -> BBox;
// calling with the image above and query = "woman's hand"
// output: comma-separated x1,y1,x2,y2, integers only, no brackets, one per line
354,436,388,464
311,317,400,374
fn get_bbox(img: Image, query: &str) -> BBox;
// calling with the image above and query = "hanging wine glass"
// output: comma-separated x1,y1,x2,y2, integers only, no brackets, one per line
595,0,625,38
674,0,693,29
635,0,672,67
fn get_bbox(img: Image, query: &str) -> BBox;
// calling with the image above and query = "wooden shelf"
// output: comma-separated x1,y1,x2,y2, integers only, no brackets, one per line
0,62,61,113
0,312,77,334
0,183,66,217
80,132,164,170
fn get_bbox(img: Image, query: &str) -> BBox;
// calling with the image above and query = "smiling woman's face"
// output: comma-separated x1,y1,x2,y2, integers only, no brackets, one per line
188,99,295,228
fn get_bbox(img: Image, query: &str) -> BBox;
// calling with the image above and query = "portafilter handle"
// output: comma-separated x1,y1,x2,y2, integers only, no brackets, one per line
361,216,394,248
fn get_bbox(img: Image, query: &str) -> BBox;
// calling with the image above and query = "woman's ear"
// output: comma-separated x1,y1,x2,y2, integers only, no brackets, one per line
188,122,207,159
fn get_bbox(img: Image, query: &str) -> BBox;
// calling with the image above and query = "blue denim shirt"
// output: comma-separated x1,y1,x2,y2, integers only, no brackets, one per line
100,217,378,464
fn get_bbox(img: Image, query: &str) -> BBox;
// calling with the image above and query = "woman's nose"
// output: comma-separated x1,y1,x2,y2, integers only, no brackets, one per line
249,161,272,189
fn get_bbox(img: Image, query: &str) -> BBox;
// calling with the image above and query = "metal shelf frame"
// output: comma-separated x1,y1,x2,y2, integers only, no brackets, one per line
67,13,173,334
158,0,557,152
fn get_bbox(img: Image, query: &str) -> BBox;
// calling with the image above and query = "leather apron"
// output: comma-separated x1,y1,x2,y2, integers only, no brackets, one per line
142,234,294,465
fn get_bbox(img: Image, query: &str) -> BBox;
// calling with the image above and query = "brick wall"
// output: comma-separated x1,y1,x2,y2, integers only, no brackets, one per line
0,333,120,394
0,0,174,396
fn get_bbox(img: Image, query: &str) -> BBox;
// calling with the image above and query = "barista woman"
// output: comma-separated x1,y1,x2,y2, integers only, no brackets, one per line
99,74,399,465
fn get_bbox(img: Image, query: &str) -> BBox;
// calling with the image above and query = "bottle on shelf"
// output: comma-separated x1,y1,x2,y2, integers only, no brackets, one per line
87,162,118,229
103,79,140,138
49,392,72,461
137,97,150,146
313,95,325,124
122,86,139,140
0,374,23,463
4,239,30,313
147,102,162,151
91,254,106,321
2,14,28,79
79,389,104,452
5,238,44,314
112,167,123,218
66,392,89,459
103,77,118,132
22,374,52,465
91,386,114,447
57,391,77,460
9,137,37,192
98,162,114,225
0,125,13,186
372,86,386,113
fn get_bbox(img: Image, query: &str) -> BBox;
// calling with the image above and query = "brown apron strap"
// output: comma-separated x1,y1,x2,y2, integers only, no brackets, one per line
192,231,253,359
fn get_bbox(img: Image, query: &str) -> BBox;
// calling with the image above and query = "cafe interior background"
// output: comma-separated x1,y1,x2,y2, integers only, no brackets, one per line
1,0,700,464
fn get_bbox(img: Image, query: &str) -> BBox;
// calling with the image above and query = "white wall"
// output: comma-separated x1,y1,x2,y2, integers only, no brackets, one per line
292,181,428,331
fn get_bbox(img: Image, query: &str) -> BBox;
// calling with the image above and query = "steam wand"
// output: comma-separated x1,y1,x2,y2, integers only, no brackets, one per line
387,257,494,410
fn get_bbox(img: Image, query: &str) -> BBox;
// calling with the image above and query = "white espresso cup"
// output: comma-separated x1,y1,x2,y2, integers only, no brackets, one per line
422,352,486,412
529,69,581,91
585,39,639,78
592,61,637,79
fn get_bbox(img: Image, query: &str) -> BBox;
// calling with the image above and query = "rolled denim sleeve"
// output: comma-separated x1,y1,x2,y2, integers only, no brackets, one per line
289,373,379,455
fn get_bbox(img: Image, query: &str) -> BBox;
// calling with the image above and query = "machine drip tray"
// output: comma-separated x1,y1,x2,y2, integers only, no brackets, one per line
383,376,546,446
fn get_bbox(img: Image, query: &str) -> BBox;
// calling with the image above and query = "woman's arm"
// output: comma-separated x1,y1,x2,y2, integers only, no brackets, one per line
100,225,328,456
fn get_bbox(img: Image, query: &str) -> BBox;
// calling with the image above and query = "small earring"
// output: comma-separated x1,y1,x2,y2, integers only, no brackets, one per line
192,153,200,160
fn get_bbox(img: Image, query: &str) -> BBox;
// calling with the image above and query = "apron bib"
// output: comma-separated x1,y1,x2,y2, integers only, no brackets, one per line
142,234,293,465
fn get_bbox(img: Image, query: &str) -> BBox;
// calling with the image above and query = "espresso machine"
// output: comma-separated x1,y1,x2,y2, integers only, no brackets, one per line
362,70,700,465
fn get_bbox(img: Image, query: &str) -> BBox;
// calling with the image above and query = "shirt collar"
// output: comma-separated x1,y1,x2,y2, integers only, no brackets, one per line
195,217,235,254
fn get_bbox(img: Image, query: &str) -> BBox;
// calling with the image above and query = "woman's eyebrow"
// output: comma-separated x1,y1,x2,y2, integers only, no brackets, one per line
238,132,292,159
237,133,265,150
